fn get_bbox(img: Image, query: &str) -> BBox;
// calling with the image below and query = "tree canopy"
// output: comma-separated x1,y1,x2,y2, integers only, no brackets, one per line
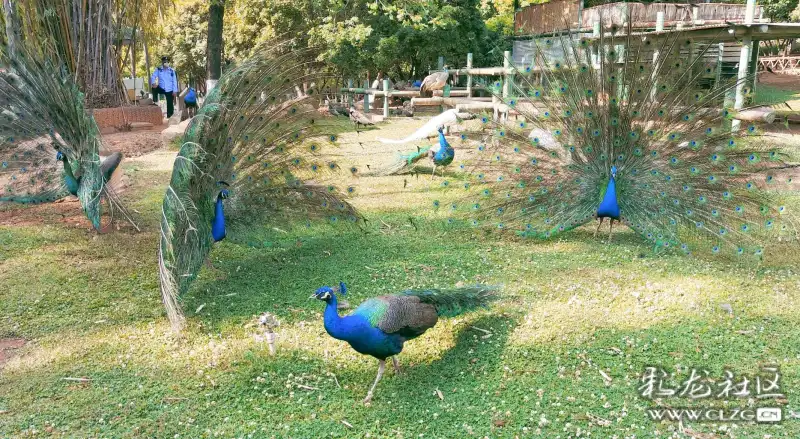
156,0,516,86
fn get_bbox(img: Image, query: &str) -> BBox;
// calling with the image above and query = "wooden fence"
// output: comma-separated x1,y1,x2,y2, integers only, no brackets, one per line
515,1,765,35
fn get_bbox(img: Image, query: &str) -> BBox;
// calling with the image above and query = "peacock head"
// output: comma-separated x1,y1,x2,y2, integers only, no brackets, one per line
310,282,347,303
610,165,617,179
437,125,445,133
56,151,65,162
217,181,230,199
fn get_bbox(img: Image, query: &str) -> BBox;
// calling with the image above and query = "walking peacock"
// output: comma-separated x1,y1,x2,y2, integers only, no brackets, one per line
437,25,798,257
0,42,134,230
159,41,363,330
369,126,455,178
312,282,497,403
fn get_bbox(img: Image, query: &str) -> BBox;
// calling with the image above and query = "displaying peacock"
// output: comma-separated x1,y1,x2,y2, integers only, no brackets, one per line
312,282,497,403
369,126,455,178
0,42,134,230
159,40,363,330
437,25,798,257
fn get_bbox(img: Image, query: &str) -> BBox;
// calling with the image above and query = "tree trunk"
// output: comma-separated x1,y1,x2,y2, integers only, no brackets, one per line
206,0,224,92
143,33,151,93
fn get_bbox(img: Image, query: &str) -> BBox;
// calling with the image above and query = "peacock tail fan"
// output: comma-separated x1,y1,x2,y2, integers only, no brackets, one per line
439,23,799,259
0,40,134,230
0,138,70,203
159,40,364,330
364,145,434,177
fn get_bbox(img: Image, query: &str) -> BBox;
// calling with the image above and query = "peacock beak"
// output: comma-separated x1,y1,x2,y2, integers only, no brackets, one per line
309,294,317,299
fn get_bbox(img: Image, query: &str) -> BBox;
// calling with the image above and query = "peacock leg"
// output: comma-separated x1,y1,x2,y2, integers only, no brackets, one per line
594,217,604,238
391,356,401,374
363,359,386,404
608,219,614,243
431,164,437,180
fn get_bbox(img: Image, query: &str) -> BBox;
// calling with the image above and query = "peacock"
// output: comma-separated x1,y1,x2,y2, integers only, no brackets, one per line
159,40,363,330
0,41,134,230
312,282,497,403
370,126,455,178
349,107,375,131
436,25,798,257
419,66,450,97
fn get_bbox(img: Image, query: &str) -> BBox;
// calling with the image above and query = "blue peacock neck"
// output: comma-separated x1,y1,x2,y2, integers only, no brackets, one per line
211,194,226,242
60,157,80,195
597,168,621,219
323,294,347,340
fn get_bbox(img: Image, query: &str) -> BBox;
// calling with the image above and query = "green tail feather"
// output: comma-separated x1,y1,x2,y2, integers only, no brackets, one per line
158,38,364,330
400,286,498,317
0,26,132,230
365,145,433,176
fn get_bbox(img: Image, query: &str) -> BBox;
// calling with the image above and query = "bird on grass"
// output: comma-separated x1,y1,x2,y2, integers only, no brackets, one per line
349,107,375,131
0,39,136,231
312,282,497,403
159,39,363,330
439,24,798,257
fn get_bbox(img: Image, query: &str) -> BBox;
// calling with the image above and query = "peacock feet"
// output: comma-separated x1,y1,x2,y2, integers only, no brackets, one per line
391,356,402,375
363,359,386,404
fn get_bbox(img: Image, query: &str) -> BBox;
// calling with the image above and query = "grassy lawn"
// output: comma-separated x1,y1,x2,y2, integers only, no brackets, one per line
1,118,799,438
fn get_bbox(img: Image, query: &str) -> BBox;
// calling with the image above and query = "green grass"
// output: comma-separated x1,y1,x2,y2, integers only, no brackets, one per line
1,123,800,438
753,83,800,106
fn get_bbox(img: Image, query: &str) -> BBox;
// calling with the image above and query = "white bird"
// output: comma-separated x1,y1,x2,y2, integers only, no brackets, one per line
377,109,465,144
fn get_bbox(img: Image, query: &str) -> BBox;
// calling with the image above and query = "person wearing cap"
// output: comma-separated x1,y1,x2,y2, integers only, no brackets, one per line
150,56,178,118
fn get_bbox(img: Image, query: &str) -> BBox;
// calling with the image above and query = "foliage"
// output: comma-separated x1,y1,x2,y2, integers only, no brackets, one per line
155,0,515,83
157,0,208,88
761,0,800,22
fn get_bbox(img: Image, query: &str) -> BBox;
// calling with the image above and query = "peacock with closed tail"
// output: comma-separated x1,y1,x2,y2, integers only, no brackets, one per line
159,40,363,330
437,25,798,257
312,282,497,403
0,41,134,230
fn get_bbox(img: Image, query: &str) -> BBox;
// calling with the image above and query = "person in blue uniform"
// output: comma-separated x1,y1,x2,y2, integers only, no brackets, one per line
150,56,178,118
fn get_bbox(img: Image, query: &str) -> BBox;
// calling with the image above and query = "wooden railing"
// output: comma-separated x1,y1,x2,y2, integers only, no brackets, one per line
759,56,800,74
515,2,765,35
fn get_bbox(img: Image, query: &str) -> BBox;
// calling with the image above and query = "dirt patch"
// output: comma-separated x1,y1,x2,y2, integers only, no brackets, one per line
0,338,25,366
759,73,800,92
0,198,137,232
102,128,165,158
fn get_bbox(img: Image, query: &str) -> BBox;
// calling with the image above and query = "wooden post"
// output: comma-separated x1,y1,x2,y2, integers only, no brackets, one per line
503,50,512,100
363,79,370,113
438,56,444,70
650,12,665,101
383,79,389,118
466,53,473,98
748,40,760,97
592,20,600,67
732,0,756,131
692,6,699,26
577,0,584,30
716,42,725,88
348,79,353,108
